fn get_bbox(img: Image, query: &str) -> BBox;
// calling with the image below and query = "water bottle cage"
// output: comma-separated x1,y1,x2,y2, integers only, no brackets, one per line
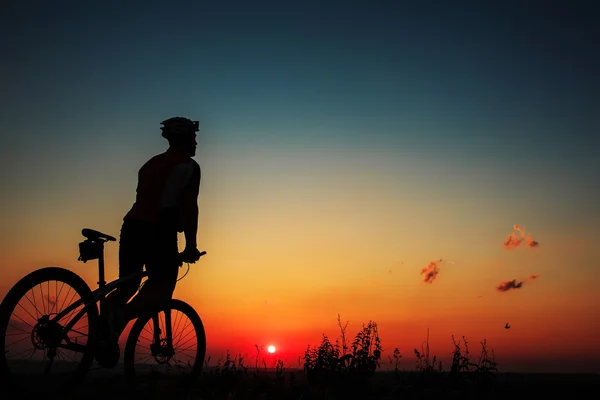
78,239,102,263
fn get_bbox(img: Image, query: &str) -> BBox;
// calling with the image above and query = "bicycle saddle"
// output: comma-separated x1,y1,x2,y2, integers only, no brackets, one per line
81,228,116,242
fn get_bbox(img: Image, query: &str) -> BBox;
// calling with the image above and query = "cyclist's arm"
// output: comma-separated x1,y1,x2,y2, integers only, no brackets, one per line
180,162,201,250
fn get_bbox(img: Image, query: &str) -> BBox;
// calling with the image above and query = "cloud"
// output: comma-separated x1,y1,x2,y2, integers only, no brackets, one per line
503,224,540,249
496,279,523,292
420,260,441,283
503,232,522,249
514,224,526,238
525,234,539,248
496,274,540,292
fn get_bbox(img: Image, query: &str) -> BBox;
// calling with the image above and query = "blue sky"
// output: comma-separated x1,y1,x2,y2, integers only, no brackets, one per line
0,0,598,243
3,0,598,229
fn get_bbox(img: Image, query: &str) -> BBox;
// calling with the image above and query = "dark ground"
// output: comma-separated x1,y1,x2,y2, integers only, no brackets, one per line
2,367,599,400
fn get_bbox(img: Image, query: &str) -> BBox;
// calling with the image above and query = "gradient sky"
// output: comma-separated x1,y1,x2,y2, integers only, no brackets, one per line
1,0,599,373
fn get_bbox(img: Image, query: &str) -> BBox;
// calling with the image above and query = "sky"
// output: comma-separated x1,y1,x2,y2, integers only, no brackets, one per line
1,0,599,374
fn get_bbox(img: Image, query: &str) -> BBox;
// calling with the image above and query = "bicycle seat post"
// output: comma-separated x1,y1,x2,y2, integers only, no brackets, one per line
97,241,107,315
78,228,117,316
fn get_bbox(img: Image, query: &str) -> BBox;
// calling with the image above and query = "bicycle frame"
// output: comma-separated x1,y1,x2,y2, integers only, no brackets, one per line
49,240,148,351
48,235,204,354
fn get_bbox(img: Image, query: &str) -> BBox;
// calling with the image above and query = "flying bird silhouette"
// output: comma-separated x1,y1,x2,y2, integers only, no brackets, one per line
505,323,511,329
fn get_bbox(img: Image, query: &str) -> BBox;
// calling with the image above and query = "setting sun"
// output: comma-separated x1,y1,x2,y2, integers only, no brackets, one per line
267,345,276,354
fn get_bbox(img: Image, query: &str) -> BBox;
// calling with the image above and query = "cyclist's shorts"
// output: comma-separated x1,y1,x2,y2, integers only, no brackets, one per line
118,219,179,285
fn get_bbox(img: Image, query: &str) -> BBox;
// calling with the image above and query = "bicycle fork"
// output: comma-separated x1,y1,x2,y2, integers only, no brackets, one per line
150,308,175,361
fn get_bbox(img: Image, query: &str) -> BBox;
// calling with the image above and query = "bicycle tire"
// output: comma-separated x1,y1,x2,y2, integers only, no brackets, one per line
0,267,99,392
123,298,206,384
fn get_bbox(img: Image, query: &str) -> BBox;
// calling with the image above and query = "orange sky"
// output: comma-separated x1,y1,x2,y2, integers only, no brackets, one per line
1,194,599,374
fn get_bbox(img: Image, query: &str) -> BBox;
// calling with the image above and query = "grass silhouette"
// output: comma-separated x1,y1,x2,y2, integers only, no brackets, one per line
8,315,599,399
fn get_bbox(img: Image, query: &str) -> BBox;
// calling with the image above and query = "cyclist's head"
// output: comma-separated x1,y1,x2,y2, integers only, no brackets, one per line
161,117,199,156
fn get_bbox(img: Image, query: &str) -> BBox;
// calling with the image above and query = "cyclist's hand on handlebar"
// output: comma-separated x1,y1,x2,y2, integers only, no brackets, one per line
181,247,201,263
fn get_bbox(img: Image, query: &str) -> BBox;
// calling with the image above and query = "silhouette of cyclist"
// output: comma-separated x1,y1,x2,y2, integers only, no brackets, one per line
103,117,202,343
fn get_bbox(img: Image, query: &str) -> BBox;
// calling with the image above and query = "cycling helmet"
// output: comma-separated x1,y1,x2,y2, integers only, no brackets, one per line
160,117,199,140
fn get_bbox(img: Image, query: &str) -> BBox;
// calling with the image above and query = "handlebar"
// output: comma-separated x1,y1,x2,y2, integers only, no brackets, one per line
177,250,207,266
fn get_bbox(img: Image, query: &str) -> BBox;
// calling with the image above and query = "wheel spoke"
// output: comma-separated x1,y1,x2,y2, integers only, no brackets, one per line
52,281,66,315
57,342,87,354
31,287,40,320
5,334,31,348
57,286,73,316
6,345,37,360
38,284,47,315
20,293,41,322
8,317,33,333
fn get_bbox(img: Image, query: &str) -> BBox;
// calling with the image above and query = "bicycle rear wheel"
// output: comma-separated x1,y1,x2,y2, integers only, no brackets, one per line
0,267,99,393
124,298,206,384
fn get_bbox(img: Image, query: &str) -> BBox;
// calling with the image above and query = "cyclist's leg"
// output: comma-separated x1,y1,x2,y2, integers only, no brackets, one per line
104,220,145,318
123,228,179,320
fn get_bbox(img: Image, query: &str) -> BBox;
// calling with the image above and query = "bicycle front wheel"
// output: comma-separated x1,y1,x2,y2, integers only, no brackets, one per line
0,267,99,393
124,298,206,383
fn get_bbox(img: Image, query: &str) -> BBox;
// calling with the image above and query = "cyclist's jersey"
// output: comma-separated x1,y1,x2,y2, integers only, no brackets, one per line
124,149,200,231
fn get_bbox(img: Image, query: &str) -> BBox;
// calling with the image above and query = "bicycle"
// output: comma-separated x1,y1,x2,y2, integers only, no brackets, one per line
0,227,207,394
